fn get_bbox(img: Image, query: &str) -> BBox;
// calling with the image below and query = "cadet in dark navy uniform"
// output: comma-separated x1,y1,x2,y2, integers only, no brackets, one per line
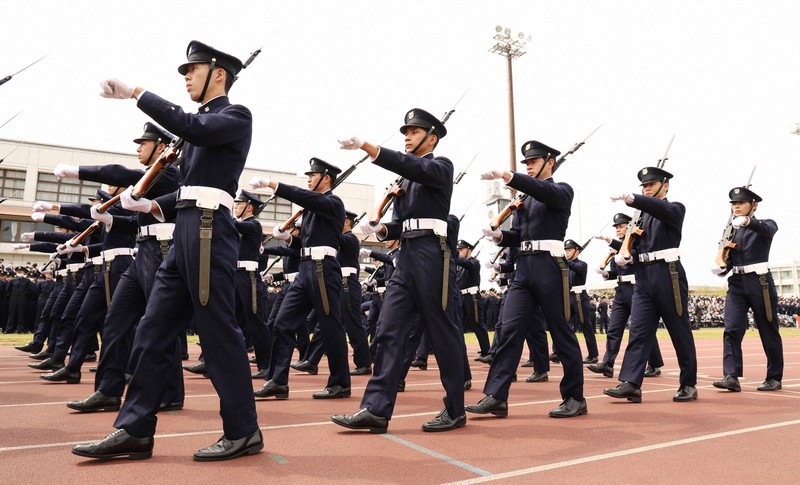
332,108,466,433
711,186,783,392
604,166,698,403
589,213,663,379
563,239,600,364
249,158,351,400
456,239,492,361
74,40,262,461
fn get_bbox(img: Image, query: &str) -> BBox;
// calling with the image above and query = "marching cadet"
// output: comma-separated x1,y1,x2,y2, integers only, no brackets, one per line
362,239,399,357
711,186,783,392
456,239,492,362
563,239,600,364
74,40,263,461
4,265,35,333
249,158,352,400
604,166,698,403
589,213,664,379
467,140,587,419
332,108,467,433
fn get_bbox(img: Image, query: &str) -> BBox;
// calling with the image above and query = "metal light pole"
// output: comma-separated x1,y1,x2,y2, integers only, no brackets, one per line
489,26,532,172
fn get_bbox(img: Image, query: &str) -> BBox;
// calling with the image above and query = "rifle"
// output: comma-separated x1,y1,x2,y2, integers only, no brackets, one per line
0,140,25,164
369,88,470,226
489,124,602,230
0,111,22,131
454,151,480,185
714,165,757,271
619,134,675,261
0,55,48,87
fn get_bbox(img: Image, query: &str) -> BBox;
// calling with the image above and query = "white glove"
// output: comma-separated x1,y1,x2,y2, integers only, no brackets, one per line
359,248,372,257
484,261,501,270
57,241,85,256
119,186,152,213
594,267,609,276
480,170,505,181
593,234,609,242
272,225,292,241
610,192,634,204
90,205,114,228
53,164,79,179
614,253,632,267
482,225,502,241
21,232,34,243
248,176,271,190
732,216,750,229
262,273,274,284
31,212,45,222
358,221,385,235
710,265,726,276
364,278,377,287
13,243,29,250
50,257,62,267
32,201,53,212
338,136,364,150
99,78,134,99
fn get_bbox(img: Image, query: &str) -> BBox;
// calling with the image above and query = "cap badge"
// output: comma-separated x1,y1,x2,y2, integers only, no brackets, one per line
642,168,648,175
407,110,414,120
524,142,531,151
734,188,740,194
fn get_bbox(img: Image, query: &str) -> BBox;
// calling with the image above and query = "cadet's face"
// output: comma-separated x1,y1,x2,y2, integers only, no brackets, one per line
731,200,755,217
185,63,210,101
614,223,627,239
307,172,324,191
566,248,578,260
404,127,434,155
458,247,469,258
137,141,156,165
641,181,667,198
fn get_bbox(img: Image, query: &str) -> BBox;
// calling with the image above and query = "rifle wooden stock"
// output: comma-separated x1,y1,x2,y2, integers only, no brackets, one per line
279,209,304,232
94,194,122,214
619,209,644,260
715,214,737,269
58,221,101,252
600,250,616,269
369,183,404,225
490,196,525,230
131,140,183,200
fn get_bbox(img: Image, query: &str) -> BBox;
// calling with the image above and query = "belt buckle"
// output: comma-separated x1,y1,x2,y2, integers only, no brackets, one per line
310,247,325,260
521,241,533,252
640,253,651,263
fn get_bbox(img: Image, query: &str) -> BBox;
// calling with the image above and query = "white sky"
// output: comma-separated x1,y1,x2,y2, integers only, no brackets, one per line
2,0,799,287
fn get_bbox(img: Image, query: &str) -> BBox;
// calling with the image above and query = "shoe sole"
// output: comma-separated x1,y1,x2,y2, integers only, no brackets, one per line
193,442,264,462
312,392,351,399
757,386,781,391
330,417,387,434
159,404,184,412
549,409,588,418
40,377,80,384
712,383,741,392
254,393,289,400
673,396,698,402
465,408,508,417
525,378,549,383
67,403,120,413
72,449,152,460
603,391,642,403
422,421,466,432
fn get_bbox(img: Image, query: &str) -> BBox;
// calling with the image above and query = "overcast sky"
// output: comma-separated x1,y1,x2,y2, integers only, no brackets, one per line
2,0,799,287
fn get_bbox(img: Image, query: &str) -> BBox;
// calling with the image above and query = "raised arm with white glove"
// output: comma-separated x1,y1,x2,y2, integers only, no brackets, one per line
13,243,29,250
90,205,113,229
482,225,502,242
731,216,750,229
53,164,80,179
32,201,54,213
99,79,135,99
31,212,45,222
358,220,385,237
338,137,364,150
248,176,273,191
594,267,609,277
20,232,34,243
479,169,506,181
610,192,634,204
272,225,292,241
359,248,372,257
119,186,153,213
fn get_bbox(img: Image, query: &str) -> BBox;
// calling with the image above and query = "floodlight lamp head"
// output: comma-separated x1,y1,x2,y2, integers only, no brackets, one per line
518,32,524,40
504,27,511,35
495,25,503,33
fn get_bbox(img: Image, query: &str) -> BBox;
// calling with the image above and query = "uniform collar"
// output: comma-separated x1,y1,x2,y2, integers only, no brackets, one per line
198,95,229,113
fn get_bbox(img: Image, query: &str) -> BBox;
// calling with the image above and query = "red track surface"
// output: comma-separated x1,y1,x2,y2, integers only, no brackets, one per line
1,334,799,484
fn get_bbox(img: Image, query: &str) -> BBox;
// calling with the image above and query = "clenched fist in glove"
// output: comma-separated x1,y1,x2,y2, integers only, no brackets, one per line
614,253,632,267
119,186,153,213
338,137,364,150
359,248,372,257
13,243,29,250
594,267,609,277
90,205,113,228
99,79,135,99
482,225,502,241
732,216,750,229
21,232,34,243
57,240,86,256
272,225,292,241
480,170,506,181
31,212,45,222
358,221,385,236
710,265,727,276
262,273,274,284
53,164,79,179
248,176,273,190
610,192,634,204
32,201,53,213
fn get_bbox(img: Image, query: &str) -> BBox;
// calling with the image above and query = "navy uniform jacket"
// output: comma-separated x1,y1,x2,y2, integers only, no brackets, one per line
263,245,301,282
338,231,360,271
567,258,588,287
369,249,397,288
373,150,453,240
726,216,777,269
499,175,573,245
235,217,264,262
626,196,685,256
140,93,252,216
273,186,345,251
455,256,481,290
605,238,635,280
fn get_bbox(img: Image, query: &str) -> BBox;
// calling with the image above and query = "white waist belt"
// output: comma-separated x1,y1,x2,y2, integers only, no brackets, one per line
731,262,770,275
341,267,358,277
571,285,587,294
285,272,298,283
90,256,105,265
301,246,337,260
178,186,234,211
460,286,479,295
67,263,85,272
237,261,259,271
102,247,136,261
377,286,387,294
402,218,447,237
56,269,68,277
638,248,680,263
138,223,175,241
618,274,636,284
520,239,565,257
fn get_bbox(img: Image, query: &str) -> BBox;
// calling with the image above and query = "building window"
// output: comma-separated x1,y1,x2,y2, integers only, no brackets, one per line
257,196,293,224
779,270,793,280
36,173,100,204
0,168,26,199
0,219,55,243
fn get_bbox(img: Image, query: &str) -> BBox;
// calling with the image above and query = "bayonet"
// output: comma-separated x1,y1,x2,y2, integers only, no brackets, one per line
0,55,48,87
553,123,603,173
454,151,479,184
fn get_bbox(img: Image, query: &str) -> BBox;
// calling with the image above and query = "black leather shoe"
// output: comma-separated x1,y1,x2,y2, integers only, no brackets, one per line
183,361,207,376
397,380,405,392
29,350,52,360
67,391,121,413
249,355,257,364
193,429,263,462
313,385,351,399
89,367,97,372
673,385,697,402
712,375,741,392
526,372,549,383
604,382,642,403
410,358,427,370
475,354,494,364
422,408,466,432
159,401,184,411
464,379,472,391
520,359,535,368
72,429,153,460
290,360,318,375
511,373,517,382
588,361,614,378
350,366,372,376
40,367,80,384
757,378,782,391
644,365,662,377
251,368,267,379
582,356,599,364
29,357,64,371
15,342,41,353
84,352,97,362
254,380,289,399
331,408,388,434
549,353,560,363
180,352,190,361
549,397,588,418
465,395,508,417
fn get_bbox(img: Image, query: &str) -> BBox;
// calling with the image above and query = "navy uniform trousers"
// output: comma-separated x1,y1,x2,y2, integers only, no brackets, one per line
602,282,663,368
65,255,133,372
723,273,783,380
264,280,310,380
269,258,350,389
361,236,465,419
571,292,599,358
618,261,696,388
48,267,94,356
485,253,584,402
461,293,490,356
115,207,257,440
234,269,272,371
304,273,371,370
94,239,185,401
31,279,64,349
